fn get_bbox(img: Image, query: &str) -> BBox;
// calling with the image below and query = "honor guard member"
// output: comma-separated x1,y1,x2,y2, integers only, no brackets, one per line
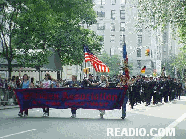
169,78,175,101
128,76,135,109
167,76,172,102
177,80,182,100
141,76,146,103
144,76,150,106
149,76,155,104
153,78,158,105
135,75,141,105
139,76,145,103
158,77,162,103
173,78,177,100
163,77,169,103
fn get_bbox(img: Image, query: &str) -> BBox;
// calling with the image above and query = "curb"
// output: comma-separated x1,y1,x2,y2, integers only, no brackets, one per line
0,106,19,110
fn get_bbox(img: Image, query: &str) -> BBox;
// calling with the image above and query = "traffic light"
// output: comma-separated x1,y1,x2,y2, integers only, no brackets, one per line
145,49,150,56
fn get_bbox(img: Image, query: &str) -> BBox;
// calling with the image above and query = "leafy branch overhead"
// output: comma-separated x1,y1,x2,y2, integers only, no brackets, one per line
0,0,102,78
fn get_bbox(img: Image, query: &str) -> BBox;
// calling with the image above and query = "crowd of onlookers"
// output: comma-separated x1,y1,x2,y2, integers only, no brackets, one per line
0,74,66,106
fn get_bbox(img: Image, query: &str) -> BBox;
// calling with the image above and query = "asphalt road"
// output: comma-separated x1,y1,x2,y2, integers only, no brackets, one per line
0,97,186,139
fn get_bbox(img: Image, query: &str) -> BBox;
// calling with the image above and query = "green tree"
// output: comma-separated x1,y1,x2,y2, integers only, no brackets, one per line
162,55,176,78
48,0,102,66
138,0,186,46
172,47,186,80
0,0,54,78
138,0,186,30
0,0,102,78
97,52,121,77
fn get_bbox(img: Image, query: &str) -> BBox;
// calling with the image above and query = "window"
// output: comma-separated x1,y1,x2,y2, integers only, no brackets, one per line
164,46,166,52
97,23,105,30
137,60,141,68
120,34,125,42
121,0,126,4
110,47,115,55
151,50,153,58
110,23,115,31
111,0,116,5
111,10,116,20
120,10,125,19
120,22,125,31
95,0,106,5
110,35,115,42
136,24,143,32
138,35,142,45
97,11,105,18
137,48,141,57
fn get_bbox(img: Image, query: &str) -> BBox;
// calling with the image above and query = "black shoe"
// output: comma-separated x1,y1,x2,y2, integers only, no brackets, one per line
18,112,23,117
121,116,126,119
24,114,28,117
43,112,49,117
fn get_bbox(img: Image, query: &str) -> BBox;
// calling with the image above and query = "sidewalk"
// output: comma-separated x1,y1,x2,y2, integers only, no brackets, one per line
0,105,19,110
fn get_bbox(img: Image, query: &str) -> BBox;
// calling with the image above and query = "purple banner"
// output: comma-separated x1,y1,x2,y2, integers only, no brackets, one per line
14,87,128,112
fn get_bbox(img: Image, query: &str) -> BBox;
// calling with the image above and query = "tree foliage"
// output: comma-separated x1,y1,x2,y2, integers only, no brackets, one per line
138,0,186,31
97,52,121,77
0,0,102,78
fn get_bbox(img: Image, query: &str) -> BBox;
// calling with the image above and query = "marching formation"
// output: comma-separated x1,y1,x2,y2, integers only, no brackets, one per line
128,75,183,109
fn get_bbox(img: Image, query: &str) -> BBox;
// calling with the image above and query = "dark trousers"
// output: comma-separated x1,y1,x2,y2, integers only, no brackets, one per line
171,91,175,101
153,92,157,104
145,92,151,105
43,107,49,113
177,90,181,100
135,91,141,104
71,108,77,114
129,92,135,108
20,109,28,115
163,91,168,103
141,92,145,103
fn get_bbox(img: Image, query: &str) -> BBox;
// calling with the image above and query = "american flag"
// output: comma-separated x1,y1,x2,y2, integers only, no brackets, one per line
84,46,109,72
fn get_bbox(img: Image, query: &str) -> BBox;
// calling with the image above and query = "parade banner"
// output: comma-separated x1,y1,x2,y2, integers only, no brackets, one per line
14,87,128,112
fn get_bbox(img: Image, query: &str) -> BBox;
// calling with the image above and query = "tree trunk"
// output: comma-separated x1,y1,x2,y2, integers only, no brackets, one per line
8,60,12,79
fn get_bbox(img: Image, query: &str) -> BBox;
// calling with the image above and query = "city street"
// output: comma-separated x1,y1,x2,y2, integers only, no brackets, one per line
0,97,186,139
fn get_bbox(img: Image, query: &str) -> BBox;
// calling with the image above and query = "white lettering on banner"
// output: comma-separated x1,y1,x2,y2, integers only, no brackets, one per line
107,128,175,137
